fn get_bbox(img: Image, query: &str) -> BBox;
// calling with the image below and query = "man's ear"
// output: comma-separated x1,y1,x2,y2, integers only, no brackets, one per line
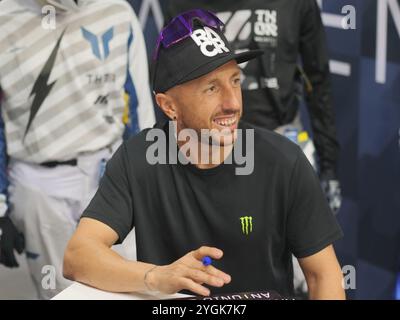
155,92,177,120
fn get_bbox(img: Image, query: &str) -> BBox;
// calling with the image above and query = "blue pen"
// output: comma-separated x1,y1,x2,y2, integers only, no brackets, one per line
202,256,212,266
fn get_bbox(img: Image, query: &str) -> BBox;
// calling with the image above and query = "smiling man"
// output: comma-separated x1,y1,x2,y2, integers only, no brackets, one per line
63,9,345,299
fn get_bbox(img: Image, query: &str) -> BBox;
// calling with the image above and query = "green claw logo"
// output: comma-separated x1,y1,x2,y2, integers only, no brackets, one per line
240,216,253,235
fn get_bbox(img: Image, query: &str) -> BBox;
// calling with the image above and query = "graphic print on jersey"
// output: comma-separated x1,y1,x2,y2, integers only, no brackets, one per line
24,28,67,140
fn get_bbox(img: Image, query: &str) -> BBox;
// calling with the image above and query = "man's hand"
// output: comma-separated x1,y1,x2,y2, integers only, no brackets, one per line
145,246,231,296
321,179,342,214
0,216,25,268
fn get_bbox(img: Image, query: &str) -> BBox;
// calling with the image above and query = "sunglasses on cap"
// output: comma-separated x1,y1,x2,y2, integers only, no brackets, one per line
152,9,224,60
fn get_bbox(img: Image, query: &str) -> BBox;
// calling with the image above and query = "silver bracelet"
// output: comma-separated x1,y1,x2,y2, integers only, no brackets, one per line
144,265,158,291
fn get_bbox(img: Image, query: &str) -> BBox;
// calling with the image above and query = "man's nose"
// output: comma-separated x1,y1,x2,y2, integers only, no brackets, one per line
221,85,240,112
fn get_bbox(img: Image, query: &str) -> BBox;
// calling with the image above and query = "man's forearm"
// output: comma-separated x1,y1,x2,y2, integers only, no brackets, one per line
63,237,155,293
307,274,346,300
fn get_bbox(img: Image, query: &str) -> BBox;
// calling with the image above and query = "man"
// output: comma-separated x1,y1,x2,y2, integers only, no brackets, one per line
165,0,342,215
64,10,345,299
0,0,155,299
165,0,342,295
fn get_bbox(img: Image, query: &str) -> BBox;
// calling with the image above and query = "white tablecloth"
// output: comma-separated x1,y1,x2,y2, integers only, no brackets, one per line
52,282,191,300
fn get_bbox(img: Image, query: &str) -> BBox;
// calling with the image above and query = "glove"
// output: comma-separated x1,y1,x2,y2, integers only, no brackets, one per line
321,179,342,215
0,216,25,268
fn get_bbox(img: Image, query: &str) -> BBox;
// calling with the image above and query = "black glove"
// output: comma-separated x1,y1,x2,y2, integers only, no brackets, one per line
0,216,25,268
321,179,342,215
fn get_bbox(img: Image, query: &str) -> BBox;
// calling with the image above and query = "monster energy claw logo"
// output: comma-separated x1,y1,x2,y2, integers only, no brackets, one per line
240,216,253,235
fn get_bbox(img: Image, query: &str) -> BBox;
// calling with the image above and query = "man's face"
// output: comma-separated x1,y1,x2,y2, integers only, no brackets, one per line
168,60,242,146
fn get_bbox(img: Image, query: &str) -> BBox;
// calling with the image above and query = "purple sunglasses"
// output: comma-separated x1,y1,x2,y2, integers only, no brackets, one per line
152,9,224,60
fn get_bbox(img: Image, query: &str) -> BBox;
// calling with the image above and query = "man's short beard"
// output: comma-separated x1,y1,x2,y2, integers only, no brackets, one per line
205,133,234,146
178,121,234,146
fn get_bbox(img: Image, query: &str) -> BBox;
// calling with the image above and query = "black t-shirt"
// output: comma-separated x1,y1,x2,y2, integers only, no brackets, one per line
82,121,343,297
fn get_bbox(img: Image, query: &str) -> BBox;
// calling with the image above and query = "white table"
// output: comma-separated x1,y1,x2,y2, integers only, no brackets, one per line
52,282,191,300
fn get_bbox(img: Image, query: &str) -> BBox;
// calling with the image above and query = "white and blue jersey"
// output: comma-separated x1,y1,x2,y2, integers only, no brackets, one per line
0,0,156,212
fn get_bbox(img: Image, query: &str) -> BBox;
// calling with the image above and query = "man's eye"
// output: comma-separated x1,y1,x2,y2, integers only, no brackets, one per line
206,86,216,93
233,78,241,86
